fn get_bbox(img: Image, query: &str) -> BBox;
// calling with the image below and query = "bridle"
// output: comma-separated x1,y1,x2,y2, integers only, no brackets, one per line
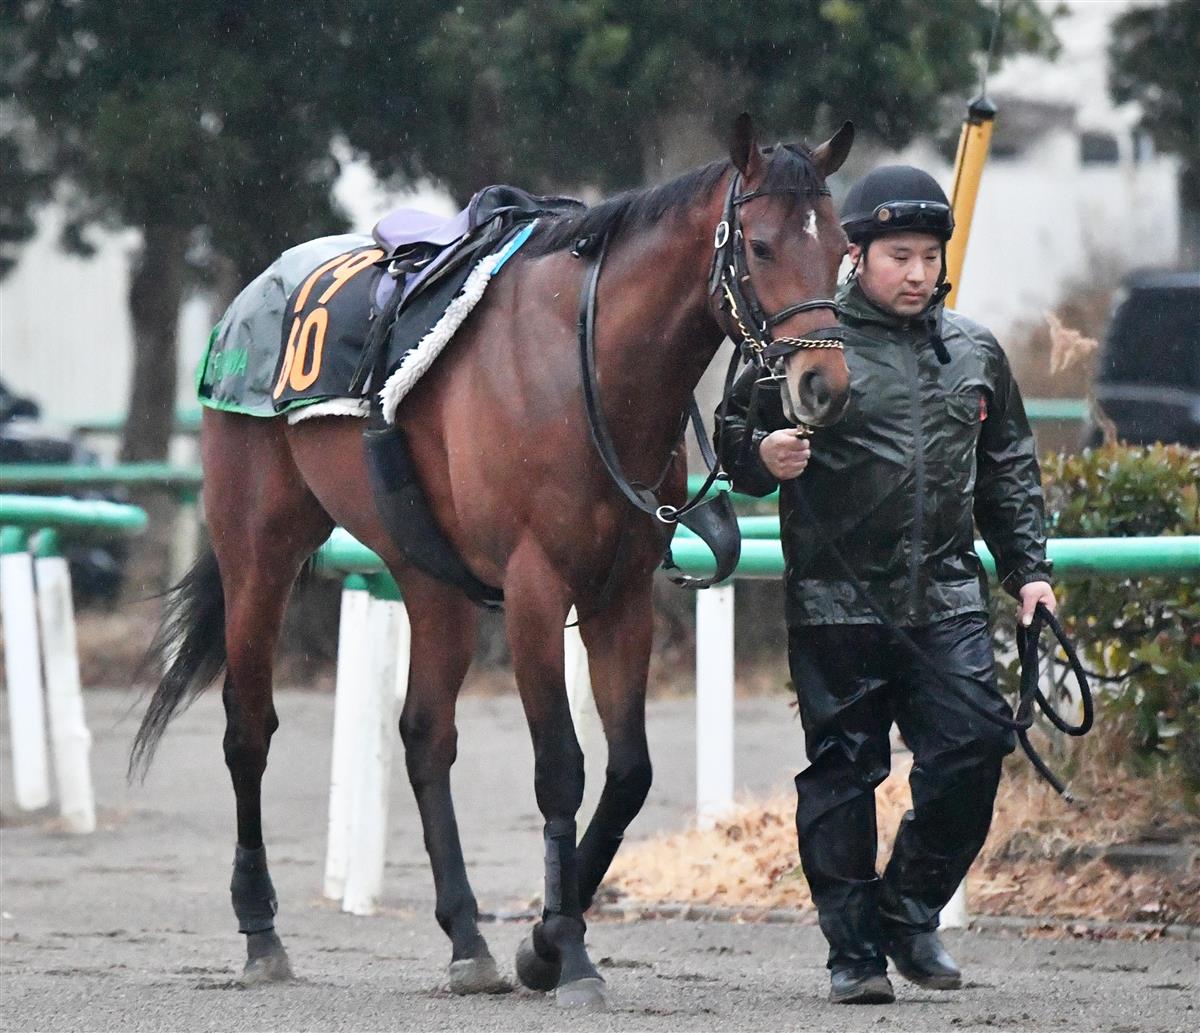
708,170,846,372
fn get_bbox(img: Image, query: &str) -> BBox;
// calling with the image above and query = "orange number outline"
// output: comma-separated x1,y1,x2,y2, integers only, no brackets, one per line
274,247,385,400
288,308,329,393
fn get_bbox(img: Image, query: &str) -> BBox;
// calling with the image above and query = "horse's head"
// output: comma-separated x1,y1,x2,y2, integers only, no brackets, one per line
716,114,855,429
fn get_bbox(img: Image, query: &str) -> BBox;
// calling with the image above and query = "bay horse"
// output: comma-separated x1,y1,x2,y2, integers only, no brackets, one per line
131,114,854,1011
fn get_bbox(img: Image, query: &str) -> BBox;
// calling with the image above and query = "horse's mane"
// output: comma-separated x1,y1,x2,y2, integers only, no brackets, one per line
527,143,824,256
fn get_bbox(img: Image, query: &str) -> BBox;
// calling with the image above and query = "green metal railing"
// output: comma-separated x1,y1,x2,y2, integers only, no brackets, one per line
313,526,1200,587
668,534,1200,580
0,494,148,542
72,408,203,436
0,468,201,581
1024,398,1090,421
68,401,1085,440
0,463,203,495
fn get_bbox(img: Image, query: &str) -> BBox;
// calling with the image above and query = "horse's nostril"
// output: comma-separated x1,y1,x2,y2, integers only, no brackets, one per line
801,369,831,410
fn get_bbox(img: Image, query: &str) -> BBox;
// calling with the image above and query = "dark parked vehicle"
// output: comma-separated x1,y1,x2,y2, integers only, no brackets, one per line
0,379,127,603
1087,269,1200,447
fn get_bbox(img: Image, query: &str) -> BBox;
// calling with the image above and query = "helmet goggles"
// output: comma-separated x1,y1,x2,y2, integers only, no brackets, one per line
864,200,954,238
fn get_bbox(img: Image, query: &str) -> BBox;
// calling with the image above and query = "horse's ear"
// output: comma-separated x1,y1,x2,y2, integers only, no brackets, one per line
811,121,855,178
729,112,763,182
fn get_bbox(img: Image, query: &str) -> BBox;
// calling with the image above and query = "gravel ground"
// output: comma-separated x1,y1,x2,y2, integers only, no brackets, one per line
2,688,1197,1032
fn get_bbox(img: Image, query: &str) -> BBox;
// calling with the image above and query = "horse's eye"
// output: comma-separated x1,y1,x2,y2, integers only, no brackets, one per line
749,239,773,261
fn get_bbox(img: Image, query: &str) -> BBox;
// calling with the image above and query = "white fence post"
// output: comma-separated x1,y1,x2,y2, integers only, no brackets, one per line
1,531,51,811
324,577,372,900
169,502,201,586
341,590,405,916
33,540,95,833
564,608,604,819
941,881,969,929
695,583,735,829
393,597,411,710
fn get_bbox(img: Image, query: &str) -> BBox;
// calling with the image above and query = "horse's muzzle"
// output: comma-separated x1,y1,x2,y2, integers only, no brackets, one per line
779,348,850,428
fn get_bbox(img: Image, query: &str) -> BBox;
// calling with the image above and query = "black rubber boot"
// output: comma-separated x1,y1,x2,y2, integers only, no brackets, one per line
829,964,895,1004
883,928,962,990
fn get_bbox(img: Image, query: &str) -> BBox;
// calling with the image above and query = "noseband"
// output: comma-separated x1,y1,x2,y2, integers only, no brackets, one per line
708,171,845,367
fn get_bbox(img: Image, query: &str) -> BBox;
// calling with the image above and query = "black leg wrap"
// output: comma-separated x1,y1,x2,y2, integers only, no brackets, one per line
542,819,580,919
231,845,278,934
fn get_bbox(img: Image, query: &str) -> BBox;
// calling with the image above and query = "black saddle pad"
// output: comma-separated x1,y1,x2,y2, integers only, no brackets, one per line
271,245,385,411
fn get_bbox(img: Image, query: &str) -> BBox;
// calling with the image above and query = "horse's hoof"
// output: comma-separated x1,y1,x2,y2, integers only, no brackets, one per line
448,956,511,995
515,933,561,992
556,976,608,1011
241,949,294,984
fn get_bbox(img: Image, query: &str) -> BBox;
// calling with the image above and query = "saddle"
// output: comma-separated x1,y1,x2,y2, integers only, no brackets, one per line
369,185,584,317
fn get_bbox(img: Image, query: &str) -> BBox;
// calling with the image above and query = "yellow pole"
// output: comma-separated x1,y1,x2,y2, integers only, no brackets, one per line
945,94,997,308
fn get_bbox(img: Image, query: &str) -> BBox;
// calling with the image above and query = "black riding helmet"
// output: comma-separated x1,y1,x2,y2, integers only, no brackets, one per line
841,165,956,364
840,165,954,245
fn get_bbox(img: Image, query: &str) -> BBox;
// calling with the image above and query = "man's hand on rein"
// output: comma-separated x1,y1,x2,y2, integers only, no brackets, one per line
760,429,811,480
1018,580,1056,627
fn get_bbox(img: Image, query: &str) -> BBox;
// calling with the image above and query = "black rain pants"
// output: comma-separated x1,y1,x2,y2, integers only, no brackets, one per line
789,612,1016,974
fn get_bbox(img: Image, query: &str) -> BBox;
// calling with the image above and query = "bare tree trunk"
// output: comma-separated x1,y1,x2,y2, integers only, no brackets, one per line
119,224,189,596
458,67,510,202
1180,166,1200,267
120,224,189,463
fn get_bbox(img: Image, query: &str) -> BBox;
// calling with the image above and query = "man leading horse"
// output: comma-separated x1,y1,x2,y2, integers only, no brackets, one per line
718,164,1055,1004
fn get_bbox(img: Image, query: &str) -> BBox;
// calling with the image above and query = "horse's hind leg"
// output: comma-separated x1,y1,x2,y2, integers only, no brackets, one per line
204,412,333,982
397,574,507,994
222,567,310,983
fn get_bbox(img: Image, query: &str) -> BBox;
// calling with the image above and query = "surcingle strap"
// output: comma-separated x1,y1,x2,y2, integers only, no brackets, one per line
364,421,503,609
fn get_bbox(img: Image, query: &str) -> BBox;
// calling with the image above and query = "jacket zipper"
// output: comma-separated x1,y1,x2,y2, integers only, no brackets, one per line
904,344,925,623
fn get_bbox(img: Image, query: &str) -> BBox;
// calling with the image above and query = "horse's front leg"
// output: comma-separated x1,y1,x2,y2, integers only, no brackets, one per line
575,575,655,912
505,546,607,1011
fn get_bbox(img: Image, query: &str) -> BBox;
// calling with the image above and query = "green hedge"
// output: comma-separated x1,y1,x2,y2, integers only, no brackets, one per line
992,444,1200,798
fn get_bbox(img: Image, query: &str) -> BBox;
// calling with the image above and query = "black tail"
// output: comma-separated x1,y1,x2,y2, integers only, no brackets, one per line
128,546,227,780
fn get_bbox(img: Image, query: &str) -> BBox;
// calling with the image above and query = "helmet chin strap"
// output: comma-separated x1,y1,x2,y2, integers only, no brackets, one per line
925,281,952,365
927,240,952,364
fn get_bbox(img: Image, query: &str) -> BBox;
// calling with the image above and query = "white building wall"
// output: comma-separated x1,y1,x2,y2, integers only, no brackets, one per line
0,206,212,428
939,133,1179,340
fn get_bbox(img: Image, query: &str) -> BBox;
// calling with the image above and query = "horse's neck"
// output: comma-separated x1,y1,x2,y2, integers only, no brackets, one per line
594,208,725,473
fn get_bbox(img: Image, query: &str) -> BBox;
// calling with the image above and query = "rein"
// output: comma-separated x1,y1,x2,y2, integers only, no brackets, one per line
575,167,847,588
576,234,740,588
787,480,1095,800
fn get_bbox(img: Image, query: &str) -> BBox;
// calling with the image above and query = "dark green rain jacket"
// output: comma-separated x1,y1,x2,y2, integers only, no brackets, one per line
716,279,1052,627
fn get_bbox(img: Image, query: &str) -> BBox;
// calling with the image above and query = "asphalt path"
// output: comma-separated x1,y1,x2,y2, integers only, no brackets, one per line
2,688,1196,1032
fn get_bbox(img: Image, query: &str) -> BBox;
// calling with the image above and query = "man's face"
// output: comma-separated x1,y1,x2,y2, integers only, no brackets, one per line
848,231,943,317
